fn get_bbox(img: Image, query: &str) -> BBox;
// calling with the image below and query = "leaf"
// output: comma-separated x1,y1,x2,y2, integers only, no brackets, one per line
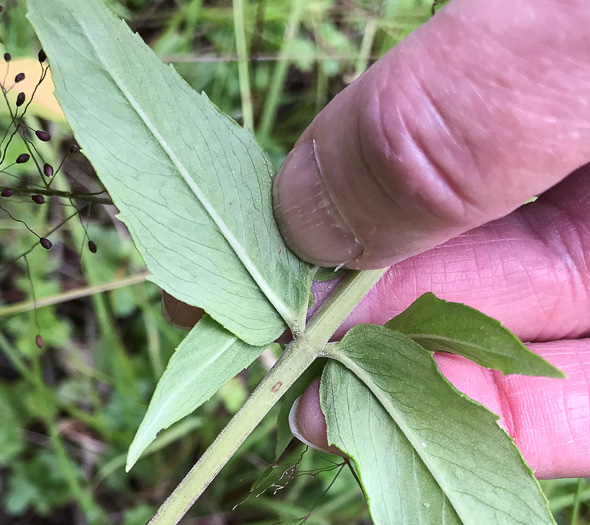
322,325,555,525
275,358,326,459
0,388,24,466
126,315,265,471
386,293,565,378
313,266,347,282
27,0,311,346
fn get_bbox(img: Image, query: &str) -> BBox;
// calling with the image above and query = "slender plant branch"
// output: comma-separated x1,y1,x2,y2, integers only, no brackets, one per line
0,271,150,317
10,186,112,205
0,207,86,277
148,268,387,525
353,17,378,80
570,478,585,525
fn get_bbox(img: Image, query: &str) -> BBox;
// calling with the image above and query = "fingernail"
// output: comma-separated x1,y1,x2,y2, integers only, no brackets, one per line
273,141,362,267
288,397,325,452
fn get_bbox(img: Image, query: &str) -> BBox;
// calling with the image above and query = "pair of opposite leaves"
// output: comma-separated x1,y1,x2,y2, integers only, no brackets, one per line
27,1,562,523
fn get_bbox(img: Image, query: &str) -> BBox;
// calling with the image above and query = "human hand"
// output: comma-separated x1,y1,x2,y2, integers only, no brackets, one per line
273,0,590,479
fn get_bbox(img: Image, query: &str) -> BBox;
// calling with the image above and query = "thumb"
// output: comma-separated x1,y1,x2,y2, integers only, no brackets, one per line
273,0,590,269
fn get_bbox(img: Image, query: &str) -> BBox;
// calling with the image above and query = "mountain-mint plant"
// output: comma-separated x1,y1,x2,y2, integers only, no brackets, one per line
27,0,565,523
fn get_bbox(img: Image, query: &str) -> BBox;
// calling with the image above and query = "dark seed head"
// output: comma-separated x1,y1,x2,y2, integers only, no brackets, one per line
32,194,45,205
38,49,47,63
35,130,51,142
35,334,43,349
40,237,52,250
16,153,30,164
3,52,10,62
14,72,25,83
1,188,13,197
43,163,54,177
68,143,80,154
88,240,98,253
16,92,25,107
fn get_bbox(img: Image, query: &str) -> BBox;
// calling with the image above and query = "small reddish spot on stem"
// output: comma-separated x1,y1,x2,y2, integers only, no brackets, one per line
271,382,283,393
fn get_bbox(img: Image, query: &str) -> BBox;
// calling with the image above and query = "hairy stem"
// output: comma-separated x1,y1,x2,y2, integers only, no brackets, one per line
149,268,386,525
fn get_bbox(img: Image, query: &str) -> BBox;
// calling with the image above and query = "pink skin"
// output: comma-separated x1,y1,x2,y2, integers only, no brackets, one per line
164,1,590,479
297,167,590,479
274,0,590,269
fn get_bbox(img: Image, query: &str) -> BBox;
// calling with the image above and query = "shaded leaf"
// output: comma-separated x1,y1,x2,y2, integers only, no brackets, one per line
386,293,564,377
322,325,555,525
127,315,265,470
28,0,311,346
313,266,346,282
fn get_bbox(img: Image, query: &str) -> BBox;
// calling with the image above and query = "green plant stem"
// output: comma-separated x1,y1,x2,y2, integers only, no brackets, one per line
0,271,150,317
232,0,254,131
149,268,387,525
258,0,306,143
570,478,585,525
353,17,378,80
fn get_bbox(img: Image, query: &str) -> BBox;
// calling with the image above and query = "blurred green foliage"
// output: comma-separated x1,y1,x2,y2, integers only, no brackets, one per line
0,0,587,523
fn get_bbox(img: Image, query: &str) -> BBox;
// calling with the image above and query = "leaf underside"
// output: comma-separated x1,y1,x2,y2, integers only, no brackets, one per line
126,315,265,470
321,325,556,525
27,0,311,346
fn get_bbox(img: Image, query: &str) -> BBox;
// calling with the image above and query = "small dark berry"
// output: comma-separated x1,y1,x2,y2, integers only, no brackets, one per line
3,52,10,62
35,130,51,142
43,163,54,177
0,6,3,13
32,194,45,205
40,237,52,250
35,334,43,349
16,153,30,164
88,240,98,253
16,92,25,107
68,143,80,154
1,188,13,197
38,49,47,63
14,72,25,83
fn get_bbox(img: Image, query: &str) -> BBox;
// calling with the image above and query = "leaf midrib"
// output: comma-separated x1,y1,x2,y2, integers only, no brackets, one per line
406,333,501,354
73,10,293,327
337,353,471,524
127,332,237,468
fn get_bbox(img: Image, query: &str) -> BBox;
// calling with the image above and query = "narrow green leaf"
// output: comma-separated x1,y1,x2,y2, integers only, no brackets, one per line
126,315,265,471
275,358,326,459
27,0,311,346
322,325,555,525
386,293,565,377
313,266,347,282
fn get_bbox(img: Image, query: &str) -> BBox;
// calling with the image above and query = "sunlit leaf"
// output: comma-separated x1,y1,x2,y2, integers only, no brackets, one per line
387,293,564,377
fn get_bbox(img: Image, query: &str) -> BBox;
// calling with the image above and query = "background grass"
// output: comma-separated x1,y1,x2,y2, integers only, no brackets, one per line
0,0,588,523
